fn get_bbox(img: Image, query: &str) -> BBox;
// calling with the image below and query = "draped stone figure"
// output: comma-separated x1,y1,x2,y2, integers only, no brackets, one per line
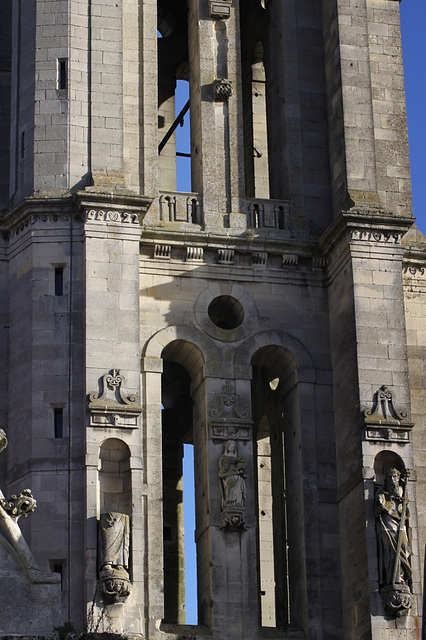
98,512,131,602
219,440,247,528
375,468,412,616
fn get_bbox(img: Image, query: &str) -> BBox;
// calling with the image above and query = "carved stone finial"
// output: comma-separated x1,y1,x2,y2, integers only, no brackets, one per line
0,489,37,521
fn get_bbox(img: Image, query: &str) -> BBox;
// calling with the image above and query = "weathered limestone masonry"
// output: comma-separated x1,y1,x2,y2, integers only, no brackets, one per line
0,0,425,639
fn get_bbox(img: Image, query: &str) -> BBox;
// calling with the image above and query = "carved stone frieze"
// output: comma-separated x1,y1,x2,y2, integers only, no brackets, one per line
211,424,251,442
350,229,402,244
88,369,142,428
403,264,426,278
363,385,413,443
86,209,140,224
11,213,73,238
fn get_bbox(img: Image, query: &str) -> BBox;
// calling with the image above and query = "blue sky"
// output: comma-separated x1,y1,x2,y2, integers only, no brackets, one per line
400,0,426,234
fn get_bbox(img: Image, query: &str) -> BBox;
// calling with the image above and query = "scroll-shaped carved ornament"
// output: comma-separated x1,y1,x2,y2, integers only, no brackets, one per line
211,379,249,421
219,440,247,529
363,385,413,443
375,468,412,616
88,369,142,429
98,512,131,603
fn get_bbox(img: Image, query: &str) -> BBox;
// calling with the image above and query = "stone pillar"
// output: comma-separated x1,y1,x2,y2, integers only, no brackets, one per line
201,374,259,640
79,192,150,633
323,211,421,638
188,0,245,228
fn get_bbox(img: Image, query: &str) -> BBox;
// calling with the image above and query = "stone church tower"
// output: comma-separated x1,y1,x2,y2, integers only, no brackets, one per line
0,0,425,639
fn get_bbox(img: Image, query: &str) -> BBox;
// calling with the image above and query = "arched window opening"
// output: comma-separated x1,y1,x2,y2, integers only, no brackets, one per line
161,356,199,625
157,2,192,194
175,79,191,192
240,0,289,200
251,346,306,631
183,442,197,624
162,361,194,624
251,42,270,199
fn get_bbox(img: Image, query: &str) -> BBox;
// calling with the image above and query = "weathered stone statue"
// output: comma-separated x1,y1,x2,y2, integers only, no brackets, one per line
98,511,131,602
375,467,412,616
219,439,247,528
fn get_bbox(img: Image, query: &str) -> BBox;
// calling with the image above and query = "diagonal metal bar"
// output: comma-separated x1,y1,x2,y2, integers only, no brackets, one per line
158,100,190,155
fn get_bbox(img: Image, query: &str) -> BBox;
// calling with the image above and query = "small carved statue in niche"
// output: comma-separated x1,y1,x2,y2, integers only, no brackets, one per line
219,439,247,529
98,512,131,603
375,468,412,616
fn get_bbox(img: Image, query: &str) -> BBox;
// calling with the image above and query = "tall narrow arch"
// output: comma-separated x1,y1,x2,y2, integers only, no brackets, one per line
158,339,208,626
251,344,305,630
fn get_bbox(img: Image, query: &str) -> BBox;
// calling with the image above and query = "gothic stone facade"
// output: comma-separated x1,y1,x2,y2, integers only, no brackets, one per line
0,1,426,639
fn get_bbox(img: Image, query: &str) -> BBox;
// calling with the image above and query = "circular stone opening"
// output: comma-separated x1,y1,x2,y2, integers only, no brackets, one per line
208,296,244,330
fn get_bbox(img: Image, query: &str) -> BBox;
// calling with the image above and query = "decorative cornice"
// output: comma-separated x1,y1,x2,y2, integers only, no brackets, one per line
75,190,152,225
1,196,75,234
86,209,140,225
319,211,415,258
